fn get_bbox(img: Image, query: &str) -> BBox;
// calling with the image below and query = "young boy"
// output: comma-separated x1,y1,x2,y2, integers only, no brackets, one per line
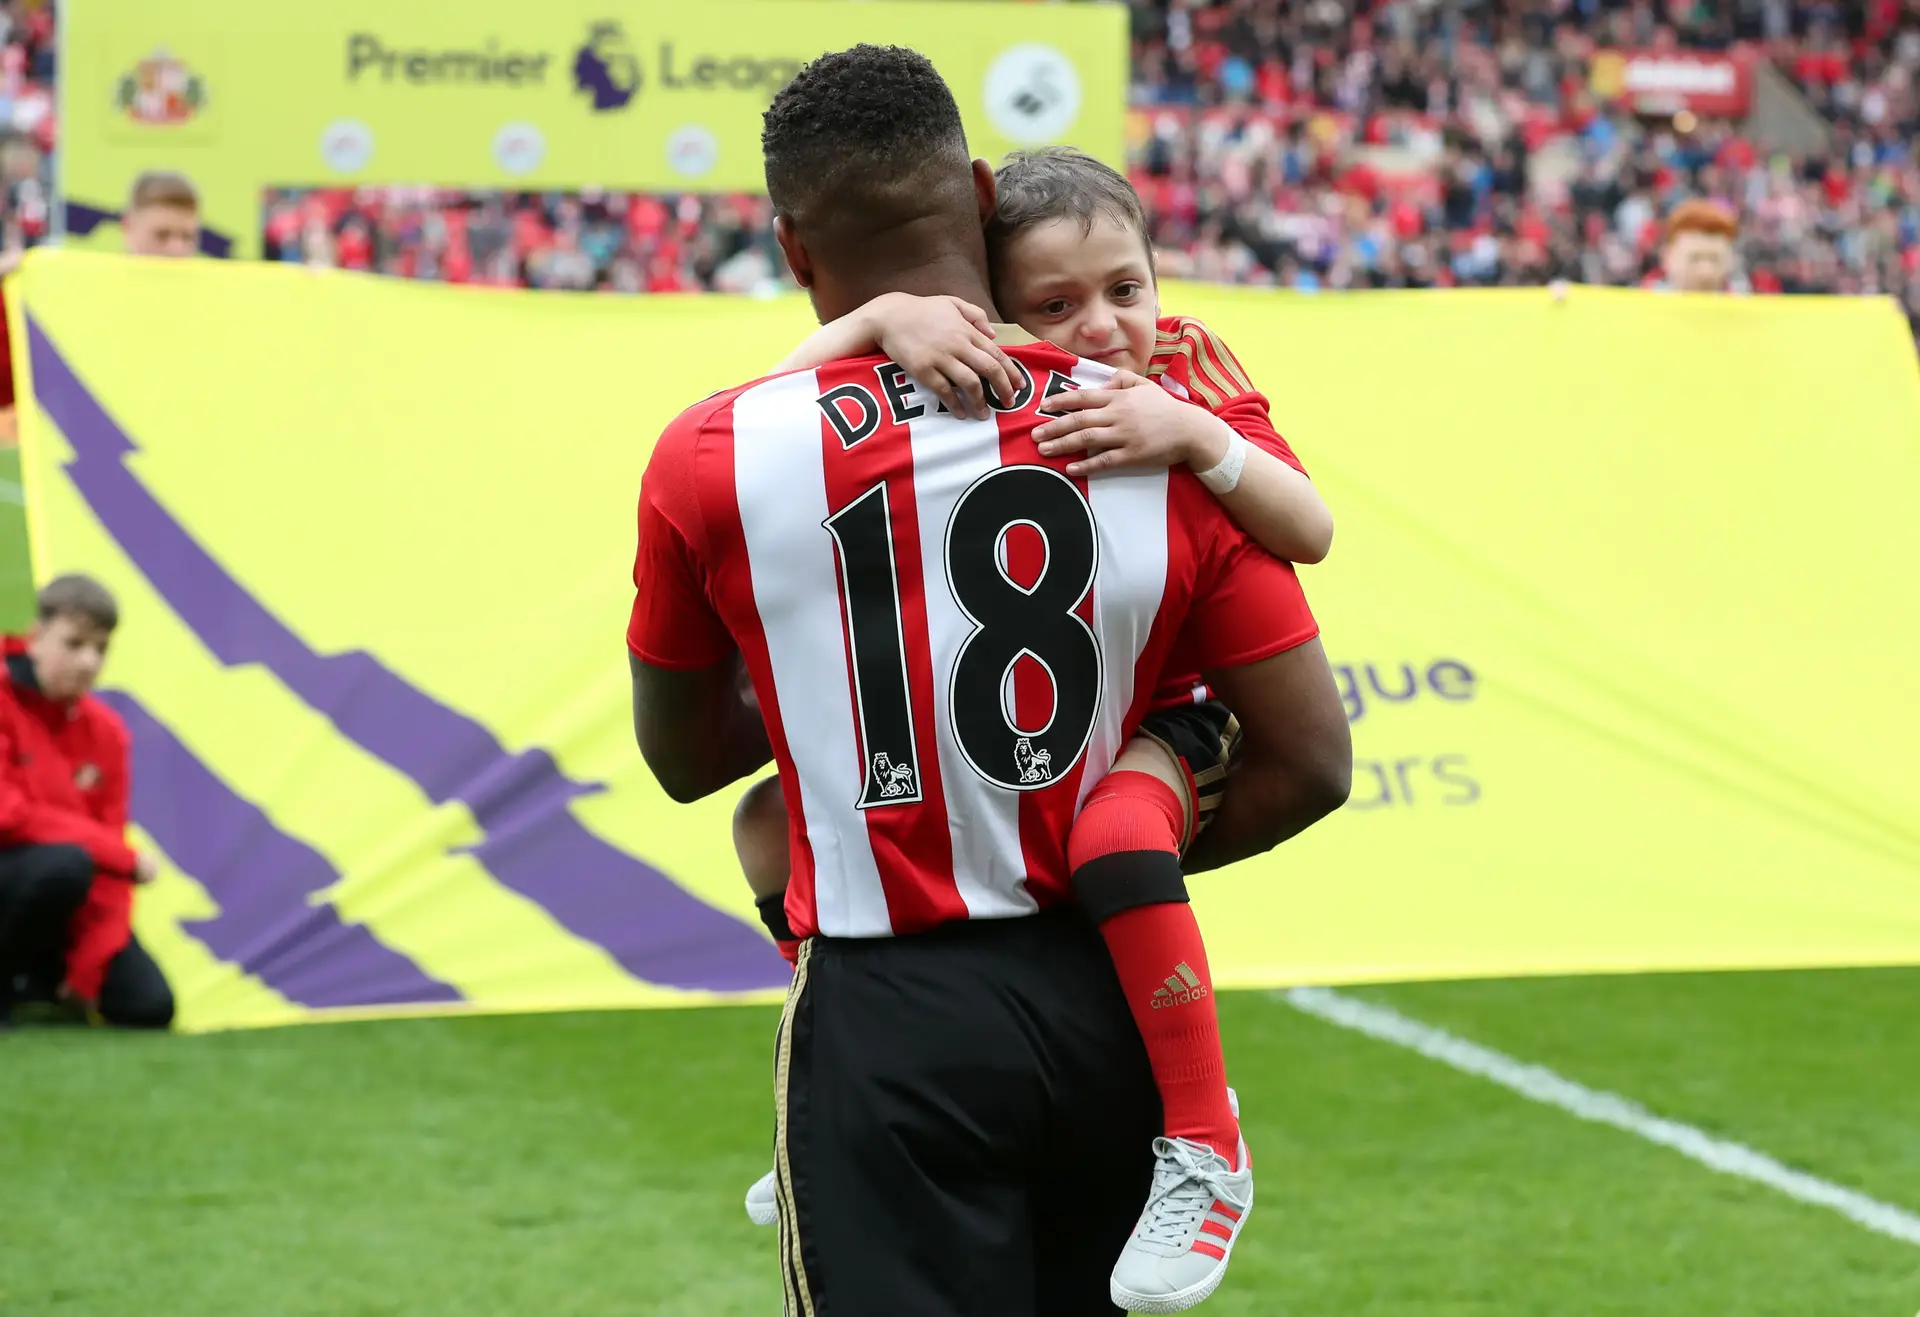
0,575,173,1028
121,169,202,259
740,148,1330,1311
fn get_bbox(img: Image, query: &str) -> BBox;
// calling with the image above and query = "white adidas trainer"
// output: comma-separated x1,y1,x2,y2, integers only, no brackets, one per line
745,1168,778,1226
1109,1089,1253,1313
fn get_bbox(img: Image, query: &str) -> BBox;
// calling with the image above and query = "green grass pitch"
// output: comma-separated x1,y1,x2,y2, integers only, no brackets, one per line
3,970,1917,1316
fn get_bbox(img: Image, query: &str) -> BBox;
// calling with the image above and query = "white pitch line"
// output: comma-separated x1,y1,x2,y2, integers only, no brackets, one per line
1283,986,1920,1248
0,479,20,505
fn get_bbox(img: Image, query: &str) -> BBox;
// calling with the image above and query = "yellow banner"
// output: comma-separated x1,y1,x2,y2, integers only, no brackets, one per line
13,251,1920,1032
59,0,1125,258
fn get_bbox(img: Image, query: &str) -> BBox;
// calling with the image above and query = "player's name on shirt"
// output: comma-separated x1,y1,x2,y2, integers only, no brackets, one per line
814,355,1085,445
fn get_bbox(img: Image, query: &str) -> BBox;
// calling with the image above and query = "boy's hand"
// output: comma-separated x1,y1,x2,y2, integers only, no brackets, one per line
1033,371,1222,476
132,852,160,885
865,293,1019,422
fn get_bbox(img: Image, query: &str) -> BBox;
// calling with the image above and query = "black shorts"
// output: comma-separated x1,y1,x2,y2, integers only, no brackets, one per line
1136,699,1241,846
773,907,1160,1317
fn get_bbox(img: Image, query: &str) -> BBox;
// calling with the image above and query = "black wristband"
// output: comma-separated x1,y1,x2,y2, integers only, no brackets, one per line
755,889,796,943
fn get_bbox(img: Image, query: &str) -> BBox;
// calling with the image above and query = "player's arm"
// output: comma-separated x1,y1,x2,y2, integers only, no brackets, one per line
627,411,773,804
773,291,1017,420
1184,636,1349,872
629,652,772,805
1168,525,1351,873
1034,378,1334,565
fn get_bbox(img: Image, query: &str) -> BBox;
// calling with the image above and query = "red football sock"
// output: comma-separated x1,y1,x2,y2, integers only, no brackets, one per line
1069,771,1240,1168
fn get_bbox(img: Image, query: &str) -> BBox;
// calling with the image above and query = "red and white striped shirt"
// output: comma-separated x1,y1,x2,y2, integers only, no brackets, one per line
630,334,1318,940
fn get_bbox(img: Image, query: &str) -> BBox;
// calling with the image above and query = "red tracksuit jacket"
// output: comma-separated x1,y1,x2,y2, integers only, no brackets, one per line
0,636,137,998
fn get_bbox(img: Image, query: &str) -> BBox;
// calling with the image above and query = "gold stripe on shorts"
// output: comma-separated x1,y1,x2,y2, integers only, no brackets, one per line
773,939,817,1317
1188,714,1240,837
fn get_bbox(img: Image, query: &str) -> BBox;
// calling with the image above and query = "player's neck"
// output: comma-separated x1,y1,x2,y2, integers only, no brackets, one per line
836,252,1001,324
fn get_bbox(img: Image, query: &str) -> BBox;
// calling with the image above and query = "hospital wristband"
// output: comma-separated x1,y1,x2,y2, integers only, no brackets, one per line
1194,429,1248,495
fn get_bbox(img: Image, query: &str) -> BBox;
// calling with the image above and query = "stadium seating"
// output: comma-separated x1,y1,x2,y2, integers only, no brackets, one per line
1126,0,1919,332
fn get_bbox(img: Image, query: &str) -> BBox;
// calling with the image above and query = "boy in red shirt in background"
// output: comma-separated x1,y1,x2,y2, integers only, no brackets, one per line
1659,198,1740,293
0,574,173,1028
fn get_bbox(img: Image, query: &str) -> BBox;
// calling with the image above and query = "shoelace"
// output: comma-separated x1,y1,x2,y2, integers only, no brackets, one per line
1134,1136,1232,1247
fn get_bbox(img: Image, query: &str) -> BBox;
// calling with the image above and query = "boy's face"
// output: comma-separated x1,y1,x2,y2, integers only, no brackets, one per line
27,613,112,702
124,202,200,259
997,215,1159,375
1663,230,1733,292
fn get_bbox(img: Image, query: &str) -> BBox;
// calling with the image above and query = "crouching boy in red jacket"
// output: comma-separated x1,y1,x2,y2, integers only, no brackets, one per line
0,574,172,1028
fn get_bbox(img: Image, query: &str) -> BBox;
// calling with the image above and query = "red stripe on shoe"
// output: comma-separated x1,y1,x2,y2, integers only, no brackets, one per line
1200,1219,1233,1240
1212,1200,1242,1221
1191,1240,1228,1260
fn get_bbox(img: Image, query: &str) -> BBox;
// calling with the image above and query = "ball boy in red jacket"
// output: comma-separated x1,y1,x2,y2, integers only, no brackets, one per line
0,574,172,1027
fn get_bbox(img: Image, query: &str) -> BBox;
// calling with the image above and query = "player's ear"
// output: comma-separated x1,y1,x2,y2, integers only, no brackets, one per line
773,214,813,289
972,158,997,225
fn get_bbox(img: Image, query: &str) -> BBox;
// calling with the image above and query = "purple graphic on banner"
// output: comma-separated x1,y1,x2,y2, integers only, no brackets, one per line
29,316,787,995
99,690,460,1009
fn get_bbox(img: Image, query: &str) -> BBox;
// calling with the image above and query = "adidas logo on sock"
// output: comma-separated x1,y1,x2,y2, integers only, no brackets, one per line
1149,962,1209,1009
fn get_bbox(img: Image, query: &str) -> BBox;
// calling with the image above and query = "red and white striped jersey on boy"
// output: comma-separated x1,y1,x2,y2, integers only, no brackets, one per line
1147,314,1305,476
1146,314,1308,709
629,333,1318,940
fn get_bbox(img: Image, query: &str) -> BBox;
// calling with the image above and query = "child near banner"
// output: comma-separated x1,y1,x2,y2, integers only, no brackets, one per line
0,169,201,440
732,146,1333,1311
1656,198,1743,294
118,170,203,260
0,574,173,1028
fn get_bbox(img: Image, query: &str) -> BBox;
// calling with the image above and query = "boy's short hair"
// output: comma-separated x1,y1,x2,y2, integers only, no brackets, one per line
1664,198,1736,244
37,574,119,632
127,169,199,213
986,147,1154,274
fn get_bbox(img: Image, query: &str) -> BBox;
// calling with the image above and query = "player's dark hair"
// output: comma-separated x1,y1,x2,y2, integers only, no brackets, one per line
987,147,1156,283
762,44,974,245
36,573,118,632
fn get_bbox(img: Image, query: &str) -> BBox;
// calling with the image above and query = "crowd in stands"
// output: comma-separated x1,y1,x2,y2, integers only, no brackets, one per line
1125,0,1920,330
4,0,1919,340
258,188,790,295
0,0,55,254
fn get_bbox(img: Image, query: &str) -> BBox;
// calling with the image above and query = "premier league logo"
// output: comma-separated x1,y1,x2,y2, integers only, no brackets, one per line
573,21,640,112
1014,737,1053,785
869,752,917,800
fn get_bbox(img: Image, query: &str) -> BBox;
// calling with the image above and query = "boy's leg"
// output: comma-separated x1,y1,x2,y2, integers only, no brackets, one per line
94,934,175,1029
1074,707,1257,1313
1067,743,1238,1165
0,845,93,1021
